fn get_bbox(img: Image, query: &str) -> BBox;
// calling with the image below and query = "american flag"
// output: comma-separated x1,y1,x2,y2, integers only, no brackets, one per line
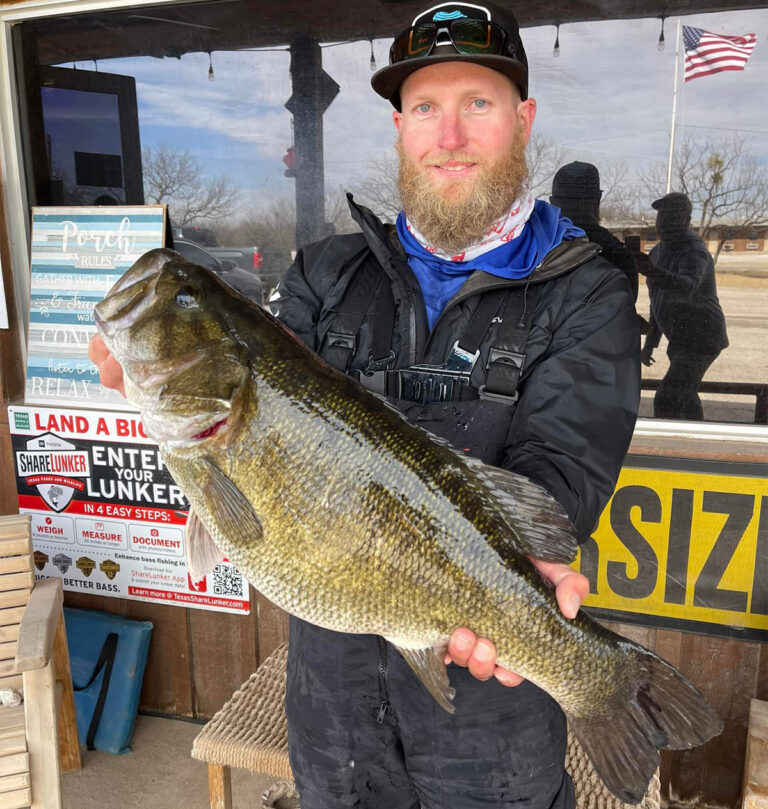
682,26,758,82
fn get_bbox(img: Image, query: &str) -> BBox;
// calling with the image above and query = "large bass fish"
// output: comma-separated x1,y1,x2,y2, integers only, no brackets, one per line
94,249,721,803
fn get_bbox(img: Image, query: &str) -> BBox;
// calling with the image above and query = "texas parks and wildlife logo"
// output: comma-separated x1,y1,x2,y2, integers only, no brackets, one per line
14,432,90,513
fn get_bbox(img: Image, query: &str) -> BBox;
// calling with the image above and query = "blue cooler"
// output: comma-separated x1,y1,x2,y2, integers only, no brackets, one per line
64,607,153,754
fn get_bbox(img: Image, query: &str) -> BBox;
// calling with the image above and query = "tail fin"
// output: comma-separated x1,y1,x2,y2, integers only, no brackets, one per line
568,641,723,805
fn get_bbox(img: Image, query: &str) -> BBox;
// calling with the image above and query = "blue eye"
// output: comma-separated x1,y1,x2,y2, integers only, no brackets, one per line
472,99,488,109
417,103,431,113
175,288,199,308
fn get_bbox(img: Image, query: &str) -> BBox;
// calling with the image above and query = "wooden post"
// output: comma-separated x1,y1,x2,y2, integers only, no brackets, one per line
24,662,61,809
207,762,233,809
53,615,81,772
743,699,768,809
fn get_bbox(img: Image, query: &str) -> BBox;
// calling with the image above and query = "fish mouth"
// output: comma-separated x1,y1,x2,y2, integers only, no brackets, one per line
141,408,233,446
191,418,228,441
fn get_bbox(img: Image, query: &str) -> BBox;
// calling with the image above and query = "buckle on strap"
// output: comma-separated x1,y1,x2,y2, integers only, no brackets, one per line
441,341,480,374
478,385,519,406
478,348,526,406
396,369,465,405
359,369,388,396
487,348,525,369
326,331,356,352
364,350,396,374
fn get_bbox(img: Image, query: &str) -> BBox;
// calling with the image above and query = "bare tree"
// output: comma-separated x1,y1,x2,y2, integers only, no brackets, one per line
215,197,295,291
597,161,645,226
526,133,567,200
143,145,241,226
325,187,358,234
350,152,401,223
639,134,768,261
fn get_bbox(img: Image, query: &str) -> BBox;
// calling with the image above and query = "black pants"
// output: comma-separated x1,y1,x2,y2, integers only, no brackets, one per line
286,618,575,809
654,349,720,421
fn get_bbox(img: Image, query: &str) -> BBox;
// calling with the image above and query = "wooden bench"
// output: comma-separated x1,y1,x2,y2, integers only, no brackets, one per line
0,513,81,809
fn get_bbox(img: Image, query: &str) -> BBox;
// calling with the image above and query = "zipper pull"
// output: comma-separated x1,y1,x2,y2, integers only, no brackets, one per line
376,700,390,724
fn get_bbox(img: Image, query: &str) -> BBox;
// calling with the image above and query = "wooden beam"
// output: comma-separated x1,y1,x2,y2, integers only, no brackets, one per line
53,614,81,773
0,610,24,630
0,753,28,778
0,517,29,541
23,660,61,809
0,787,32,809
0,574,34,594
207,762,232,809
0,591,30,611
0,557,32,576
15,579,62,672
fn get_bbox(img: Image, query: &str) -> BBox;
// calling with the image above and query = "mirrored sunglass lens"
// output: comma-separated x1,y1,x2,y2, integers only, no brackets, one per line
450,19,503,53
393,24,436,61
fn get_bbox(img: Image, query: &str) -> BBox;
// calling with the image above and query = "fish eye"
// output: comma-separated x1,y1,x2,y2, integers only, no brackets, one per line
175,287,199,309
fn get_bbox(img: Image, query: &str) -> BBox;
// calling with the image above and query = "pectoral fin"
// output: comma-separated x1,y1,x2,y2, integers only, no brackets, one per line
199,457,263,546
394,643,455,713
170,455,262,576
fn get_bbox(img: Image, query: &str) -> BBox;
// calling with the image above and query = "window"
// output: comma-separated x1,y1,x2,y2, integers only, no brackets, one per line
11,0,768,425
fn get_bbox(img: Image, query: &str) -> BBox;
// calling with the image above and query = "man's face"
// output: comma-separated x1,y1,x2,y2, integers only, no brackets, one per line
393,61,536,252
656,208,690,239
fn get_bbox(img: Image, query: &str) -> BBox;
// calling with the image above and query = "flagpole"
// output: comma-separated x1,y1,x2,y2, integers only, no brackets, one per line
665,18,682,193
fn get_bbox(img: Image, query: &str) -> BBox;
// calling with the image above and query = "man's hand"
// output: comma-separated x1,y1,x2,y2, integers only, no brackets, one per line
446,559,589,687
640,342,655,367
634,252,663,278
89,334,126,397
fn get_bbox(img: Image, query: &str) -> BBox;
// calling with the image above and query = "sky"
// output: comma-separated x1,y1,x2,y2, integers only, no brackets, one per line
59,7,768,216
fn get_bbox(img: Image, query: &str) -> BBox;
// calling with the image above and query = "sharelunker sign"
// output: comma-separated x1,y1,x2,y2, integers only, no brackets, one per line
576,456,767,642
9,405,250,615
10,405,765,636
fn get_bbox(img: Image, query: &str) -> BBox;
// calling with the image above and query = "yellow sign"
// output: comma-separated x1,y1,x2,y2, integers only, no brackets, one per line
575,466,768,639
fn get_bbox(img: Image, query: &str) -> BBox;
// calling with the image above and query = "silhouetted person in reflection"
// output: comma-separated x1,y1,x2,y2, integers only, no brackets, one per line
636,192,728,420
550,162,638,301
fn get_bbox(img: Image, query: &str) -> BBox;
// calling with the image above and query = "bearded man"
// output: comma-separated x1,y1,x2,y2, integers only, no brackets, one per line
270,4,639,806
90,3,639,807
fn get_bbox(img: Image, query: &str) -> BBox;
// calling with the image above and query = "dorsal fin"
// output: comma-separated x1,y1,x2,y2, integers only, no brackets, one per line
466,459,578,563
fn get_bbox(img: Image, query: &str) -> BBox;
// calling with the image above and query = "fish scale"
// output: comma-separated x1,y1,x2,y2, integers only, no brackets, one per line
95,249,722,804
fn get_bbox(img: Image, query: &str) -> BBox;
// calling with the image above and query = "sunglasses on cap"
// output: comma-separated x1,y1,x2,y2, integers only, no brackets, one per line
389,17,509,64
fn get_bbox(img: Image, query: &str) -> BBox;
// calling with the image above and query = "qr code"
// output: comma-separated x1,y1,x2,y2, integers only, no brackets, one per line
211,562,244,597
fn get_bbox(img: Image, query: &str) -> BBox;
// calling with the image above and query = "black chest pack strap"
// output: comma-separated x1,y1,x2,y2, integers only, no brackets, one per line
358,282,543,407
320,253,394,373
476,283,543,405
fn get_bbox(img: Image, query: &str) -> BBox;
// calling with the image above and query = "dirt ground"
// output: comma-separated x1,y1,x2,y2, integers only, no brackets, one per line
637,254,768,423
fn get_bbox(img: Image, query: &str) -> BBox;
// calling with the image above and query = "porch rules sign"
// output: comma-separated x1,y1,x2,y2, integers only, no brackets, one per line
25,206,165,408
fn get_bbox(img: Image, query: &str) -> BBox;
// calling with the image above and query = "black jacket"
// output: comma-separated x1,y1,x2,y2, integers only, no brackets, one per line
645,232,728,357
577,222,638,302
272,197,640,541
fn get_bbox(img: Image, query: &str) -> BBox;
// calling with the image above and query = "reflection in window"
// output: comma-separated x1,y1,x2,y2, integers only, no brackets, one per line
15,1,768,424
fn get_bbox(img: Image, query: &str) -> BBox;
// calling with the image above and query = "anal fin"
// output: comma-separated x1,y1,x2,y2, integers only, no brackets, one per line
394,643,455,713
186,510,225,582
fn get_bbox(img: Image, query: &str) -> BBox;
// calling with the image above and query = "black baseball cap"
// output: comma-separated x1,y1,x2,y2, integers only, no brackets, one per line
371,2,529,110
652,192,692,215
551,162,602,199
